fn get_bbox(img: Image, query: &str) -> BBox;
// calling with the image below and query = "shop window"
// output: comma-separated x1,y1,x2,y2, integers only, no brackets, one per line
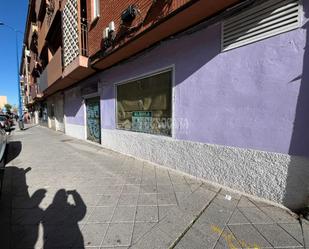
117,70,172,136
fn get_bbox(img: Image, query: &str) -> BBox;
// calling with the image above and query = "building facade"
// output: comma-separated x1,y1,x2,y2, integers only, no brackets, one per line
21,0,309,210
0,96,7,110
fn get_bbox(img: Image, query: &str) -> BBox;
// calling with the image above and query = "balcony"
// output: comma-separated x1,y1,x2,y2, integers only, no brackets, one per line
38,15,48,54
46,0,61,28
28,23,38,49
29,53,37,74
35,0,43,20
38,47,62,92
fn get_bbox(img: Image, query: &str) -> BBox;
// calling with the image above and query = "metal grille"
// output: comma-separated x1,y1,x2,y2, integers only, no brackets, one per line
222,0,300,51
62,0,79,67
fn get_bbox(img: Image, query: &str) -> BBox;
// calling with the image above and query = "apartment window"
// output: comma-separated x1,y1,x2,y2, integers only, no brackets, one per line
117,70,172,136
92,0,100,20
222,0,301,50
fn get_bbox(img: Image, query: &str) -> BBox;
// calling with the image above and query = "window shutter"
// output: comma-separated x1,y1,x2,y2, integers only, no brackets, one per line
222,0,301,51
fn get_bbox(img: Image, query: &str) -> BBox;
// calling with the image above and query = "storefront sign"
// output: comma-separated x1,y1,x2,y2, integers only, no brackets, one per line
132,111,152,133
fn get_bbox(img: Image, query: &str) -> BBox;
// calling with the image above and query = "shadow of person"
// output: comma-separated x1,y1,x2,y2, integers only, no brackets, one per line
5,141,22,165
11,189,47,248
0,166,46,249
42,189,86,249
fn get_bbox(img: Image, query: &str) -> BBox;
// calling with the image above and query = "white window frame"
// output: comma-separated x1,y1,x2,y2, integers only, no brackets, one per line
114,66,176,138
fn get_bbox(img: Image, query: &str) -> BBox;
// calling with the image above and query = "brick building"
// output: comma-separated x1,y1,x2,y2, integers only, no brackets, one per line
21,0,309,210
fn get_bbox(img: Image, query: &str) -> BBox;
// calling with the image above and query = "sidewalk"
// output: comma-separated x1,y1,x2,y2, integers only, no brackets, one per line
0,125,307,249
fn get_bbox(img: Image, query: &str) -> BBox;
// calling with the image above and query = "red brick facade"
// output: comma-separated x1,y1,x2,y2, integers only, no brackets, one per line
87,0,191,56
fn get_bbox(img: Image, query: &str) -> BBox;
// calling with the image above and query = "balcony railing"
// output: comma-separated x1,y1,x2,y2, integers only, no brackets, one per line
46,0,60,27
80,22,88,57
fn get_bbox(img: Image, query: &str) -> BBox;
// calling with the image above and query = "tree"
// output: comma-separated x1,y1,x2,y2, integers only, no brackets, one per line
4,103,12,113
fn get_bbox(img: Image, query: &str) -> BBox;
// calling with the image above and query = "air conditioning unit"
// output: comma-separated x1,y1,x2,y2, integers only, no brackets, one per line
103,27,110,39
121,5,137,23
25,49,31,57
109,21,115,32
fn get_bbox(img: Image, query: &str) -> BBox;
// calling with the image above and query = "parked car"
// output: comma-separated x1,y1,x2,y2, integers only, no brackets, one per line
0,128,7,168
0,116,11,131
0,114,14,127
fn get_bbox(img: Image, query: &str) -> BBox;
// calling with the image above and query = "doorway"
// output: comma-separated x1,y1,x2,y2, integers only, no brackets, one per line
86,97,101,143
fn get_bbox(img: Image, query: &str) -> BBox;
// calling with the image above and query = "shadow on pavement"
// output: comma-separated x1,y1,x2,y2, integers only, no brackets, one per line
5,141,22,165
0,141,87,249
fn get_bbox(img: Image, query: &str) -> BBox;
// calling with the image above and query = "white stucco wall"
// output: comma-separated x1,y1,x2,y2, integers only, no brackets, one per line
100,128,309,210
65,123,85,140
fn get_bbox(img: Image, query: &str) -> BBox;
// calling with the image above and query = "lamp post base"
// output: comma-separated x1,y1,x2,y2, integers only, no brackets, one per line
18,120,24,130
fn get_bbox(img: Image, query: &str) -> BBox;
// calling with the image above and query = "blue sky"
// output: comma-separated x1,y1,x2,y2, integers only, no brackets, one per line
0,0,28,106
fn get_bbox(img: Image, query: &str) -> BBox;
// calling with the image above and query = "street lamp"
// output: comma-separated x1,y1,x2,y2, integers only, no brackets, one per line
0,21,24,130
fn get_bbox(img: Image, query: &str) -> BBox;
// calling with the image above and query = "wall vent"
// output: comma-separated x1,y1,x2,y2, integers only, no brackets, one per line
222,0,301,51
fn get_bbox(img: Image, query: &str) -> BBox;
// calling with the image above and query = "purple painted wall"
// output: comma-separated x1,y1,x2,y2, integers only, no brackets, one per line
64,88,85,126
65,3,309,157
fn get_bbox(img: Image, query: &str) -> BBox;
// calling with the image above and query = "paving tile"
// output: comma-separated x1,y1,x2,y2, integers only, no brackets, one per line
130,226,173,249
228,208,251,225
177,187,216,216
131,222,156,244
118,194,139,206
238,207,274,224
187,183,203,192
219,189,241,200
78,194,101,207
139,184,157,194
157,207,194,239
172,184,192,193
228,224,272,248
213,193,238,210
122,184,140,194
157,193,177,205
177,225,221,249
157,184,174,193
102,185,123,194
78,223,108,247
125,177,142,185
141,177,156,186
260,206,299,223
97,194,120,206
213,227,242,249
200,182,221,193
138,193,157,206
111,206,136,223
158,205,177,220
279,223,304,245
87,206,114,223
169,174,187,185
102,223,134,247
237,196,256,207
255,223,302,247
196,202,234,225
135,206,158,222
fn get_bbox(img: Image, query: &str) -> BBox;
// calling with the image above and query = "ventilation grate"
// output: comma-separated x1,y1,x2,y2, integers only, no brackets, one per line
222,0,301,51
